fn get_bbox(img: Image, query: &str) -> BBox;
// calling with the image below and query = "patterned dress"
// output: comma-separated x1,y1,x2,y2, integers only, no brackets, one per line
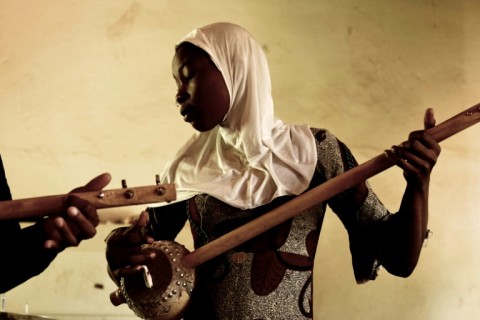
145,129,392,319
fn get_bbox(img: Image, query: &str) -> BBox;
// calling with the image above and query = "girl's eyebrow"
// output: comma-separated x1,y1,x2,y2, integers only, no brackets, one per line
178,61,187,70
177,54,194,71
172,62,187,82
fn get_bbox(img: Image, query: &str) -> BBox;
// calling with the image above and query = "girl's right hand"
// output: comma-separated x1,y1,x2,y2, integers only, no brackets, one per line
105,211,156,283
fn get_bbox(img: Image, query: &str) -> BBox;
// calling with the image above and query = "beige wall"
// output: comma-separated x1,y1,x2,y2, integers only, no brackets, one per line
1,0,479,319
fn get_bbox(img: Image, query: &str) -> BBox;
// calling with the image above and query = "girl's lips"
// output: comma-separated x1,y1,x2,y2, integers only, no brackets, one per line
180,105,196,122
183,112,195,122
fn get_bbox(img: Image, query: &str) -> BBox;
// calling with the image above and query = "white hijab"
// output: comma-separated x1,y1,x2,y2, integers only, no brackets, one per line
160,22,317,209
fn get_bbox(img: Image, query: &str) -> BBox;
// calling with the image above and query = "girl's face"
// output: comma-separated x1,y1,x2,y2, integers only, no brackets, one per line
172,43,230,132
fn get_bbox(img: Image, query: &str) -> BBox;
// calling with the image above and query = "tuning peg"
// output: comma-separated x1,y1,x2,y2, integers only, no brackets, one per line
120,179,134,199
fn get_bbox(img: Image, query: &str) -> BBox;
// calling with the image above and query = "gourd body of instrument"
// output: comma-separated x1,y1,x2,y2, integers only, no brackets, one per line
110,241,194,320
111,104,480,320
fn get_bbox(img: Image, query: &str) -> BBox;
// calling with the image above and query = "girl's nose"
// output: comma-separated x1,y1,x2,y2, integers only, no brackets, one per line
175,91,189,106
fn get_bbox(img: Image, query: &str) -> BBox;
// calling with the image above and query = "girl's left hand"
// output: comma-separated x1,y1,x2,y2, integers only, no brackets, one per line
386,108,442,185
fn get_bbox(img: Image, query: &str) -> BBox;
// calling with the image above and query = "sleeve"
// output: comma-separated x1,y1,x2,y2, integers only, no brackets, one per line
0,222,58,293
313,130,392,283
0,154,12,201
0,154,58,293
145,200,189,241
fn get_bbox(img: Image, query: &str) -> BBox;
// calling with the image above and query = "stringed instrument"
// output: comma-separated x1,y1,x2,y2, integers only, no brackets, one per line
0,179,176,221
109,102,480,320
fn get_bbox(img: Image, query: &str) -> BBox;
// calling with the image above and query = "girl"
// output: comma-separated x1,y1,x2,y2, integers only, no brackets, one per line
106,22,440,319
